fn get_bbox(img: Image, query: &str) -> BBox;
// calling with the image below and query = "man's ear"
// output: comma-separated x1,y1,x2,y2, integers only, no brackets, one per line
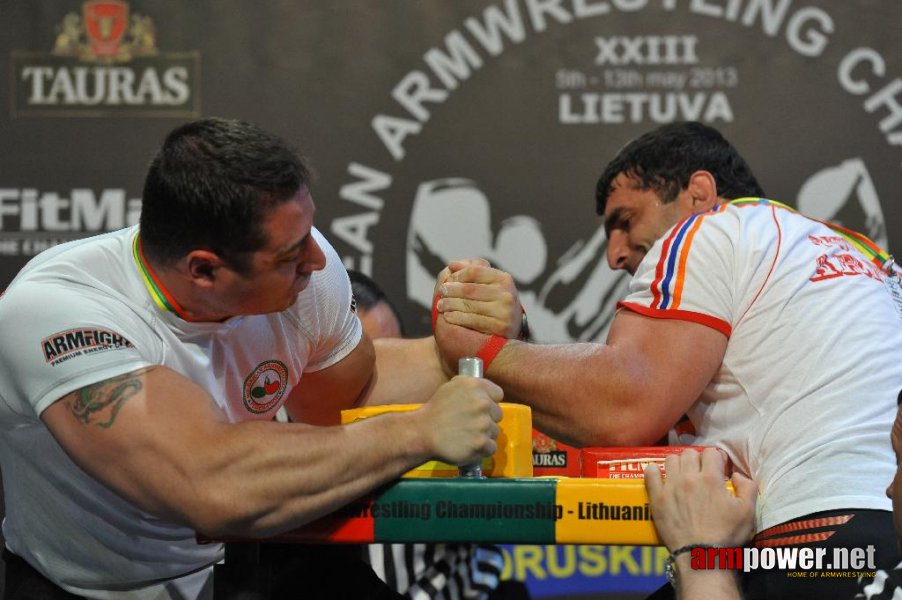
185,250,224,286
684,170,719,212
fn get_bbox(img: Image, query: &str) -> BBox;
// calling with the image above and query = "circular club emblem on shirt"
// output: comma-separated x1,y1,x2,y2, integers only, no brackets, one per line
242,360,289,414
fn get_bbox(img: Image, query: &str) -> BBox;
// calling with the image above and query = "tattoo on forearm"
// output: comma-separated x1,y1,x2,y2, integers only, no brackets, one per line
68,369,150,428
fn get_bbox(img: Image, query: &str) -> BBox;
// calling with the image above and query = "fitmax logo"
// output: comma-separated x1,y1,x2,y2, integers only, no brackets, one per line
0,189,141,232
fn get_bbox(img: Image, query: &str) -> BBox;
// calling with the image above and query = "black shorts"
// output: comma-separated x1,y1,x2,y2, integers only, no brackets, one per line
645,509,899,600
3,549,83,599
742,509,899,600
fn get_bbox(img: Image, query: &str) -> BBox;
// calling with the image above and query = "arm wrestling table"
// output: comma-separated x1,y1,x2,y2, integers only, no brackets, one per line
198,403,731,598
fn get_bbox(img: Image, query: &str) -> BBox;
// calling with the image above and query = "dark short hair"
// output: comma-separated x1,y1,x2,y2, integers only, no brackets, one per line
595,121,764,215
347,270,405,336
140,117,313,273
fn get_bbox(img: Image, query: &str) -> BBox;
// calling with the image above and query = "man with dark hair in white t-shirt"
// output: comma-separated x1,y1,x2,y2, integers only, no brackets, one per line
0,118,520,599
433,122,902,600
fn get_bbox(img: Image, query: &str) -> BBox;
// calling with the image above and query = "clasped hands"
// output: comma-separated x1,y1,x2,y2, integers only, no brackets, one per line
432,259,522,370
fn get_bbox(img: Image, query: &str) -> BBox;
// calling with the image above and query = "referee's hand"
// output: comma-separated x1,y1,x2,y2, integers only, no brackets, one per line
645,447,757,552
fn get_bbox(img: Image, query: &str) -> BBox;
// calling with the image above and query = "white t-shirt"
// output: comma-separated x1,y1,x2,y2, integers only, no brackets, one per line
0,225,361,598
620,199,902,531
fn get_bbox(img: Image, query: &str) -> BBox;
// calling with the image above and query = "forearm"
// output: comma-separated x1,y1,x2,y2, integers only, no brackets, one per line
485,340,662,447
673,555,743,600
45,365,499,541
191,374,501,537
435,310,723,447
185,413,432,537
362,337,450,406
45,376,434,539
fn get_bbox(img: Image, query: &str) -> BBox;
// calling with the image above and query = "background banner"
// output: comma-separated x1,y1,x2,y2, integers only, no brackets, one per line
3,1,901,597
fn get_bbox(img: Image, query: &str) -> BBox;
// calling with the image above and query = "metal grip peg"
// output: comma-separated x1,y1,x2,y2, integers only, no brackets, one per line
458,357,486,479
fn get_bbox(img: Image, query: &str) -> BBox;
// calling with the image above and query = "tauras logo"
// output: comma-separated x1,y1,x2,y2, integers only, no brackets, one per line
42,327,133,364
532,432,570,468
11,1,200,117
533,452,567,467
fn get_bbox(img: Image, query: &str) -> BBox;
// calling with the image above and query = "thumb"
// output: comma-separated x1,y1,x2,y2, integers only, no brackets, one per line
436,265,453,286
731,472,758,506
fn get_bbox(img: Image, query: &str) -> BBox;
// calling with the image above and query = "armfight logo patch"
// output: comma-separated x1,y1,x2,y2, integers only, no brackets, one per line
42,327,133,366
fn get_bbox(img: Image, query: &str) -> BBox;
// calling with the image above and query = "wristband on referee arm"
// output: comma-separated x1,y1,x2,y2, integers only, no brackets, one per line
664,544,725,587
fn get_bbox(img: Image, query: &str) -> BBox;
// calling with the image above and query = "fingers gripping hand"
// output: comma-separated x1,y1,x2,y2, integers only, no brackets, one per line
437,264,521,338
420,376,503,466
433,259,491,299
644,448,757,552
432,262,519,370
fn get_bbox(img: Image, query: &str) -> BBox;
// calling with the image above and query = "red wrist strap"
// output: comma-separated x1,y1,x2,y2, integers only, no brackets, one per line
434,292,516,371
476,334,507,373
431,294,440,332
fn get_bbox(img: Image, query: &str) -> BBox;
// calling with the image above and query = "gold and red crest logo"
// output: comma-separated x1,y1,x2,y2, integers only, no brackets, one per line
52,1,157,64
532,431,558,454
12,0,198,117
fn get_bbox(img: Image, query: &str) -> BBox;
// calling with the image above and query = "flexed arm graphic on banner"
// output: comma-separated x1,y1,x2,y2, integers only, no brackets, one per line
406,178,628,343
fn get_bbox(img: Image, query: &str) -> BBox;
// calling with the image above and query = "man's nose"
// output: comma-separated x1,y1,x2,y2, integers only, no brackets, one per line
301,237,327,273
606,230,630,271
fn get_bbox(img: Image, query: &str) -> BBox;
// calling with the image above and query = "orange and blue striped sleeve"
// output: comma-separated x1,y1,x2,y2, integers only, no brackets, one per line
618,204,733,337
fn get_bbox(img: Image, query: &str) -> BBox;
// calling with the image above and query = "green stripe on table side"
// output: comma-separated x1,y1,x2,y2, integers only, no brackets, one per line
372,478,558,543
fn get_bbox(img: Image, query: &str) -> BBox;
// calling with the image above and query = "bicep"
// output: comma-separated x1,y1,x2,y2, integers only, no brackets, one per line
41,365,230,524
607,309,727,436
283,334,376,425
